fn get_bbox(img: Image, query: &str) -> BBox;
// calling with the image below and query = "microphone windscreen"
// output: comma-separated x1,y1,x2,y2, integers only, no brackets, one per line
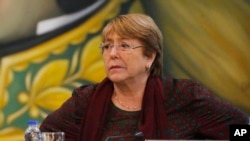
105,131,144,141
134,131,144,139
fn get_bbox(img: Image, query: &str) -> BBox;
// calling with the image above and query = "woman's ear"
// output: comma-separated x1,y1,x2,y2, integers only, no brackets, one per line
147,52,156,67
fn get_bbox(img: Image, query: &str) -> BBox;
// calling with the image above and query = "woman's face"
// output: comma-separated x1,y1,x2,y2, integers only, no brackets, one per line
102,31,155,83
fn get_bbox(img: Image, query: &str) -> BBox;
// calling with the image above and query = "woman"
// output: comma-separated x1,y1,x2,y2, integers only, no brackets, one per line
40,13,249,141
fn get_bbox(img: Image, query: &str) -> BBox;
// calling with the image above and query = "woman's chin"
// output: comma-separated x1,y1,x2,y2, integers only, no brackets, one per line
108,75,126,83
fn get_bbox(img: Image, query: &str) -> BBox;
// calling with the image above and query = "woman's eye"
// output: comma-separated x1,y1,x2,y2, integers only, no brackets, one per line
120,43,130,48
102,44,110,49
104,45,109,49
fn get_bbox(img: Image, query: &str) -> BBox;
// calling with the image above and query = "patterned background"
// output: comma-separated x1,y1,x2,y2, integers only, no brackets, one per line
0,0,249,140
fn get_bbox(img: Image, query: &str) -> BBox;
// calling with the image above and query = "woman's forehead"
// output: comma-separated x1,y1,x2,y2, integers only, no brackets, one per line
105,32,130,41
103,31,143,45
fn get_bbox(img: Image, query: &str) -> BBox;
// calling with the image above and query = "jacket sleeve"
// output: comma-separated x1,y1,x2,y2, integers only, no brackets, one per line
190,81,249,139
40,85,95,141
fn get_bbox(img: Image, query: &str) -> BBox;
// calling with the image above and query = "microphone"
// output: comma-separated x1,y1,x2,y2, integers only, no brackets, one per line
105,131,144,141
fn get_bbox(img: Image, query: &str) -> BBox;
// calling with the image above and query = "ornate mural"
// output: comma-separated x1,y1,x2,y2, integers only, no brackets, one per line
0,0,249,140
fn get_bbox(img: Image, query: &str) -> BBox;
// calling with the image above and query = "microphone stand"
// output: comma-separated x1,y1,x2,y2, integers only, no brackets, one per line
105,131,144,141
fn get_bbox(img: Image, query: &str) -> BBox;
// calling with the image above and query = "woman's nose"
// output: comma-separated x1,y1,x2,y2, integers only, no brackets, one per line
109,46,120,59
110,46,118,55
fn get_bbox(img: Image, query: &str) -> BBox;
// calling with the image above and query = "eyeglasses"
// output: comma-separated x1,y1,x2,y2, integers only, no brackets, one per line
99,42,144,54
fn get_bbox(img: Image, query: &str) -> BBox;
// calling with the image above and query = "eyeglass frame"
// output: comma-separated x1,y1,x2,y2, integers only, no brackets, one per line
99,42,144,54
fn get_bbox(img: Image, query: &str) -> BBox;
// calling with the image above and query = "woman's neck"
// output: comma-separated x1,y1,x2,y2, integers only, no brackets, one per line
113,75,148,96
111,76,149,111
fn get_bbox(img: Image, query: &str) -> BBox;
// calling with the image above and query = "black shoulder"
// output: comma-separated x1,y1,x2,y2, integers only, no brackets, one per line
72,84,98,99
162,77,200,98
163,77,207,109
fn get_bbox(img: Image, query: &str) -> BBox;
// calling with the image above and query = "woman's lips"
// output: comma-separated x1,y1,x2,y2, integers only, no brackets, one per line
109,65,122,70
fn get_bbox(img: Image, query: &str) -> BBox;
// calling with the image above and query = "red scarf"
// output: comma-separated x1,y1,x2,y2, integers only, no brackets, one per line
78,76,169,140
